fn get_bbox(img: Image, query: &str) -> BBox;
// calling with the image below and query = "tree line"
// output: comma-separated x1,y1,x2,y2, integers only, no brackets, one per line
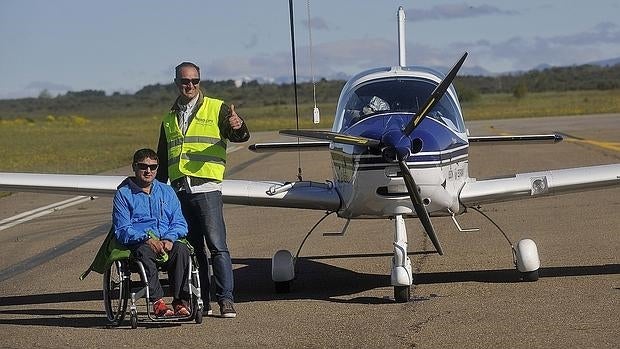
0,63,618,119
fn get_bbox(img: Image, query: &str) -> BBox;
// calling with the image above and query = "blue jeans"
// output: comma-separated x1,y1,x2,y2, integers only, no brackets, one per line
177,190,234,303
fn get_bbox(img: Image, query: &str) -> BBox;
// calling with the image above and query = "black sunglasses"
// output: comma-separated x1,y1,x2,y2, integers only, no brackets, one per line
135,163,159,171
177,78,200,85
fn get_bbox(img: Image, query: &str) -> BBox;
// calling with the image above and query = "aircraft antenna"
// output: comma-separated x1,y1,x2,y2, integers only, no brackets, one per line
397,6,406,67
306,0,320,124
289,0,304,181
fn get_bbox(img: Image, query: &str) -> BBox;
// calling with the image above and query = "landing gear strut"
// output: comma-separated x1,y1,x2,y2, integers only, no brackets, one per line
391,215,413,303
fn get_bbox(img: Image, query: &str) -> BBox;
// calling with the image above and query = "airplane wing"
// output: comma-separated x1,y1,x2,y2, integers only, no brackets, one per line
459,164,620,206
0,173,342,212
222,179,340,210
279,129,380,147
0,173,124,196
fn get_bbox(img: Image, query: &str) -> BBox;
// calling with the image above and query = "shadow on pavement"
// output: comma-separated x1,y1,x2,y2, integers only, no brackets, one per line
0,258,616,328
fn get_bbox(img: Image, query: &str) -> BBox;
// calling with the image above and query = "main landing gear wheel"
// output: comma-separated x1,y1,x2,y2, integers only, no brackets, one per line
275,281,291,293
272,250,295,293
394,285,410,303
103,260,129,324
514,239,540,282
520,270,539,282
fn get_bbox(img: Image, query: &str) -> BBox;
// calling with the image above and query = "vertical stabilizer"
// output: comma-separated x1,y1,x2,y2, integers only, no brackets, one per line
397,6,406,67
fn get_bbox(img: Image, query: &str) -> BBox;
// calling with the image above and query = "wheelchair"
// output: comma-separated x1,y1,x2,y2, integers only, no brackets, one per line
102,245,204,328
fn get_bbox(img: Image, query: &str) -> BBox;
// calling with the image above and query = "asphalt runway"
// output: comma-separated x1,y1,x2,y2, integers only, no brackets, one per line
0,114,618,348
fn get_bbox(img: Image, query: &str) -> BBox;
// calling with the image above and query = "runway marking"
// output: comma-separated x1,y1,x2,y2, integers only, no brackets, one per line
0,222,109,282
0,196,95,232
557,132,620,152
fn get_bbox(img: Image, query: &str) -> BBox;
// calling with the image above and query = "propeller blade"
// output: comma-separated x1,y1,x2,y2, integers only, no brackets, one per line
403,52,468,136
397,157,444,255
280,129,381,147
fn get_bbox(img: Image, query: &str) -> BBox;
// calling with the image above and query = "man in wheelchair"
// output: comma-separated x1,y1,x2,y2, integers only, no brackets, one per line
112,148,191,317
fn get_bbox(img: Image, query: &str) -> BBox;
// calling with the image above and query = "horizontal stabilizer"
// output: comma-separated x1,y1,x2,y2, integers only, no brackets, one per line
280,129,380,147
249,141,330,153
468,134,563,145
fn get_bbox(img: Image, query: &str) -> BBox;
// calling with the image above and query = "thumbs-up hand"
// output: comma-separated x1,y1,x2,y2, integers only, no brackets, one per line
229,104,243,130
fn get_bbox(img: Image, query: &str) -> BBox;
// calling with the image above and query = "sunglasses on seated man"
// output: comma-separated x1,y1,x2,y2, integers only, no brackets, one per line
135,163,159,171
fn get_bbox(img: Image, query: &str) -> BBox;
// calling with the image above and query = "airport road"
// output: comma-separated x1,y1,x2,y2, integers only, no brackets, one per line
0,114,618,348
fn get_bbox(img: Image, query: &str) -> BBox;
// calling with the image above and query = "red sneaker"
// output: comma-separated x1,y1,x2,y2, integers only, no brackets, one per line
153,298,173,317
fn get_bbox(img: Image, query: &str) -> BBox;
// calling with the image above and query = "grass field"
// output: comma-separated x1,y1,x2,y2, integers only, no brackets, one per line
462,90,620,119
1,89,619,174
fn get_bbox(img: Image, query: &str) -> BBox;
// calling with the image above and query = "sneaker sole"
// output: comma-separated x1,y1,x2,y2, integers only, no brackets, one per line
220,312,237,318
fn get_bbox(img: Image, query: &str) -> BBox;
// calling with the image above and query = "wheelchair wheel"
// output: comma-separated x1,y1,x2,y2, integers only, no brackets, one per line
194,303,203,324
103,260,129,324
130,309,138,329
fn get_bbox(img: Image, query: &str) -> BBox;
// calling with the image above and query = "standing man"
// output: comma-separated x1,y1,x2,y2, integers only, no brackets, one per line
157,61,250,318
113,148,191,317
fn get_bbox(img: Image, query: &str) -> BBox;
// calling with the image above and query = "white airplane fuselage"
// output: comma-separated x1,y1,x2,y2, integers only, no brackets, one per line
328,66,470,219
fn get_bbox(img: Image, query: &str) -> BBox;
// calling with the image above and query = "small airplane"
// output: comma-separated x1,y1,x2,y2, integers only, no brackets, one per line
0,7,619,302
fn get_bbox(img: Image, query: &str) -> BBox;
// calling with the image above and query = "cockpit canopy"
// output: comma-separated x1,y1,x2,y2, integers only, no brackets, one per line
334,77,465,133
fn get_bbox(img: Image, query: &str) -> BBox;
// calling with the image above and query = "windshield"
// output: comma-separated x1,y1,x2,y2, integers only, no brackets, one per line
338,78,464,132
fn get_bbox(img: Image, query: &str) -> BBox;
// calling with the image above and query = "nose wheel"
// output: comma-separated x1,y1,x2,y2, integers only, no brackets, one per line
394,285,411,303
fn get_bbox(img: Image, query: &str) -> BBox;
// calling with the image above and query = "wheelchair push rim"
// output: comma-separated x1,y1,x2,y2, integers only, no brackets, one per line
103,260,129,324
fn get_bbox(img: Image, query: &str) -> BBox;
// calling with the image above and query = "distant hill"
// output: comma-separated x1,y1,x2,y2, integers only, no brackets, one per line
531,57,620,72
587,57,620,67
0,61,618,119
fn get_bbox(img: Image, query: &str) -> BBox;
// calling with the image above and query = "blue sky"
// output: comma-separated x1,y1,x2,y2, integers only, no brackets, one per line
0,0,618,99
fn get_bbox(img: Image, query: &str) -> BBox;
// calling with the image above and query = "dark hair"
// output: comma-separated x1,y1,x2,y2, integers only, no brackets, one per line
175,61,200,79
133,148,158,164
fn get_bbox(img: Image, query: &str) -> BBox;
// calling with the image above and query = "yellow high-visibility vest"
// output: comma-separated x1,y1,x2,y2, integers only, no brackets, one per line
162,97,227,181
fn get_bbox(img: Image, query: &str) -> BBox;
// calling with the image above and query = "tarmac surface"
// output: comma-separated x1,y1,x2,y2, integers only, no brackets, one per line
0,114,618,348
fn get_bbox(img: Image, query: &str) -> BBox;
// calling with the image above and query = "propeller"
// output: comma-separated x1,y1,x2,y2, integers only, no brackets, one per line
281,53,469,256
384,53,467,255
397,155,444,255
403,52,468,136
373,53,467,255
280,129,380,147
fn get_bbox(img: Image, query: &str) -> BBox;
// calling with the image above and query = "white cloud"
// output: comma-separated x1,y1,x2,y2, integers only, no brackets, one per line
407,3,517,21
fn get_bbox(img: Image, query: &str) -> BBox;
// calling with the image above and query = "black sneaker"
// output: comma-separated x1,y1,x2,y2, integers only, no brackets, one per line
202,302,213,316
218,299,237,318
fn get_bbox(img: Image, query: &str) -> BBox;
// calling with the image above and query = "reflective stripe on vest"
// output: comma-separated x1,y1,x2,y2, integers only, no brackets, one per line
162,97,227,181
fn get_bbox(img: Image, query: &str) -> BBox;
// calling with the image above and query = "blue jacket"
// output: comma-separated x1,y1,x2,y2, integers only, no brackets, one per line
112,177,187,246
